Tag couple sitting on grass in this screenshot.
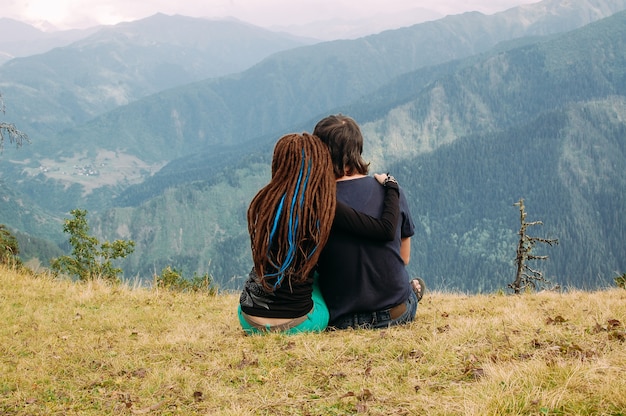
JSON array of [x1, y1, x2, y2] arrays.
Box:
[[237, 114, 424, 334]]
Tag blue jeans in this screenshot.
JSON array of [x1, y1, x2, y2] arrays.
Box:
[[329, 290, 418, 330]]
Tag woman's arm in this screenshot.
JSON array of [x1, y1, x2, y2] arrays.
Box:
[[332, 174, 400, 241]]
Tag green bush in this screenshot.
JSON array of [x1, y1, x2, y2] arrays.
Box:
[[155, 266, 216, 294], [615, 273, 626, 290], [0, 224, 22, 268], [50, 209, 134, 282]]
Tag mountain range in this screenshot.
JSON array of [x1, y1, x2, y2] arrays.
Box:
[[0, 18, 101, 65], [0, 14, 312, 142], [1, 0, 625, 292]]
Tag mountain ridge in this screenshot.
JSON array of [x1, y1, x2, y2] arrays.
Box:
[[90, 10, 626, 291], [0, 14, 311, 142], [0, 18, 101, 65], [1, 1, 625, 292], [30, 0, 626, 188]]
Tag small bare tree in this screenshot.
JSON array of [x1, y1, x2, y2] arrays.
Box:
[[0, 92, 30, 152], [509, 198, 558, 293]]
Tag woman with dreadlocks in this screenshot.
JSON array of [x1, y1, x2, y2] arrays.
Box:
[[238, 132, 402, 334]]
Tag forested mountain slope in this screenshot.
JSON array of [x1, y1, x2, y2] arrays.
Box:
[[0, 180, 61, 240], [394, 97, 626, 292], [50, 0, 626, 165], [92, 11, 626, 291], [2, 1, 625, 292], [0, 14, 310, 142], [6, 0, 624, 221]]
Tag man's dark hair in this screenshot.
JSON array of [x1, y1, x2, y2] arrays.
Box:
[[313, 114, 369, 178]]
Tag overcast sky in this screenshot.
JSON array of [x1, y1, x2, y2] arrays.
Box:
[[2, 0, 541, 30]]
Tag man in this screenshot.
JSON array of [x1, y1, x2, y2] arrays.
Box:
[[313, 114, 423, 329]]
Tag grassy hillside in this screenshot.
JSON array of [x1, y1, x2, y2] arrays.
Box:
[[2, 266, 625, 415]]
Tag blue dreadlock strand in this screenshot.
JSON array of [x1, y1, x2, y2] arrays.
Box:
[[266, 149, 312, 290], [269, 193, 286, 245]]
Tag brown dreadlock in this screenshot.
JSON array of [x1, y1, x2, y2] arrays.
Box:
[[247, 133, 336, 292]]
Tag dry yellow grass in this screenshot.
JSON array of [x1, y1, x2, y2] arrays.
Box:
[[1, 265, 625, 415]]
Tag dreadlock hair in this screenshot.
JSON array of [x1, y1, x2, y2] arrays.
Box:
[[313, 114, 370, 178], [247, 132, 337, 292]]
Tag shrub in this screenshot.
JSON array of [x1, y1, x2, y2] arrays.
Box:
[[615, 273, 626, 290], [50, 209, 134, 282], [0, 224, 22, 268], [155, 266, 216, 294]]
